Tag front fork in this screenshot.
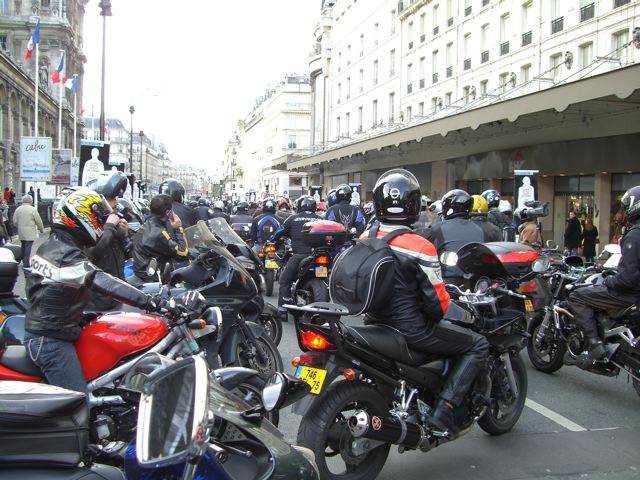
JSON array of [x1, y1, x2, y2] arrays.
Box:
[[535, 307, 554, 348]]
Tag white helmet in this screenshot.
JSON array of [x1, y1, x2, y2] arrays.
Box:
[[499, 199, 513, 214]]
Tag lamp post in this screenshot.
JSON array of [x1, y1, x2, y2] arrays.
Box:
[[139, 130, 145, 181], [128, 105, 135, 172], [98, 0, 112, 141]]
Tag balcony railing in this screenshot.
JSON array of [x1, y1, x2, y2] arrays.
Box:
[[432, 72, 439, 84], [408, 41, 413, 49], [551, 17, 563, 34], [482, 0, 490, 6], [419, 78, 425, 88], [463, 58, 471, 71], [407, 83, 413, 94], [420, 33, 425, 42], [446, 66, 453, 77], [614, 0, 630, 8], [481, 50, 489, 63], [500, 41, 509, 56], [447, 17, 454, 27], [433, 26, 439, 35], [522, 30, 532, 46], [580, 3, 594, 21], [465, 6, 472, 16]]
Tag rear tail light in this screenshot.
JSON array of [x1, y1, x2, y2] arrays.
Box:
[[292, 354, 315, 368], [300, 330, 334, 350], [258, 249, 265, 259], [518, 280, 538, 293], [315, 255, 331, 266], [265, 245, 276, 254]]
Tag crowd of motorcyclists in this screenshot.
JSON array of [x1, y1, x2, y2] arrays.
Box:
[[2, 166, 639, 479]]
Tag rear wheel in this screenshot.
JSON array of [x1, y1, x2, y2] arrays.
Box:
[[306, 278, 329, 304], [478, 353, 527, 436], [235, 334, 283, 377], [527, 313, 566, 373], [297, 381, 390, 480], [265, 269, 275, 296]]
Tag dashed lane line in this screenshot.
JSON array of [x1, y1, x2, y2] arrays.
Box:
[[525, 398, 587, 432]]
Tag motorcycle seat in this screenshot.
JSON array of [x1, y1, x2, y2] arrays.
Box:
[[0, 345, 42, 377], [0, 465, 125, 480], [345, 325, 436, 366]]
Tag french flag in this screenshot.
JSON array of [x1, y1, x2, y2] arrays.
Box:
[[52, 52, 64, 83], [24, 19, 41, 60], [62, 75, 77, 93]]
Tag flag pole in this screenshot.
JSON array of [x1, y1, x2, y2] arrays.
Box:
[[57, 49, 64, 149], [34, 19, 40, 136], [73, 75, 78, 158]]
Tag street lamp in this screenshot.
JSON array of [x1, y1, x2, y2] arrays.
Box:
[[139, 130, 145, 181], [98, 0, 112, 141], [128, 105, 135, 172]]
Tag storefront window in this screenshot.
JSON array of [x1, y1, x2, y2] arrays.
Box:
[[331, 174, 349, 187], [610, 173, 640, 242]]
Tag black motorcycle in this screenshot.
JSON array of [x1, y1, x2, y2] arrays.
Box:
[[285, 242, 544, 480]]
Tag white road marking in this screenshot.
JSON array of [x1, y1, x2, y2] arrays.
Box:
[[525, 398, 587, 432]]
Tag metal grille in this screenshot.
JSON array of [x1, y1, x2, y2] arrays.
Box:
[[464, 59, 471, 71], [500, 41, 509, 56], [551, 17, 563, 34], [580, 3, 594, 21], [522, 31, 532, 46], [481, 50, 489, 63]]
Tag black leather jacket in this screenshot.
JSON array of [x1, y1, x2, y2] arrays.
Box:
[[326, 201, 366, 234], [211, 211, 230, 223], [470, 216, 503, 242], [132, 216, 189, 282], [173, 201, 198, 229], [488, 209, 510, 230], [604, 224, 640, 297], [25, 229, 151, 341], [86, 223, 128, 311], [195, 206, 213, 221], [230, 213, 253, 225], [271, 212, 320, 254]]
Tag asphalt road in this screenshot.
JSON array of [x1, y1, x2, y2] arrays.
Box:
[[12, 237, 640, 479]]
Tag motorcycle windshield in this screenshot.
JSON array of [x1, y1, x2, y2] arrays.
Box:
[[208, 218, 247, 246], [183, 221, 243, 269], [456, 242, 511, 279]]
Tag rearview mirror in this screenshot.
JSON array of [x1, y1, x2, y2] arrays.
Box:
[[147, 258, 158, 277], [136, 355, 209, 468], [546, 240, 558, 250], [262, 372, 310, 412], [604, 244, 621, 255], [564, 255, 584, 269], [161, 263, 173, 285], [531, 256, 551, 273], [440, 251, 458, 267]]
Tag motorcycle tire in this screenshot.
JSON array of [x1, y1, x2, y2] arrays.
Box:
[[526, 313, 566, 373], [297, 380, 390, 480], [259, 311, 282, 346], [633, 378, 640, 398], [235, 334, 283, 377], [306, 278, 329, 304], [478, 353, 527, 436], [265, 269, 275, 297], [233, 376, 280, 427]]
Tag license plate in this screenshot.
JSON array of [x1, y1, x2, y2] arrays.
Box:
[[265, 259, 278, 269], [524, 299, 534, 313], [315, 266, 328, 278], [295, 365, 327, 395]]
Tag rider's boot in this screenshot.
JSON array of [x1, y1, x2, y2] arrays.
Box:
[[427, 398, 458, 437], [579, 337, 606, 369]]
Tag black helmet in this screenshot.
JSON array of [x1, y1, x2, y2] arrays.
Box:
[[188, 200, 198, 208], [441, 189, 473, 219], [335, 184, 353, 203], [481, 189, 501, 208], [372, 169, 421, 225], [93, 170, 128, 199], [621, 185, 640, 223], [198, 198, 207, 206], [296, 195, 317, 213], [159, 178, 185, 203], [327, 189, 338, 208], [514, 207, 531, 223], [262, 198, 276, 214], [236, 201, 249, 213]]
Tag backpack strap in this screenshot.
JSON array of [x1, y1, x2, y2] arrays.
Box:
[[381, 228, 409, 244]]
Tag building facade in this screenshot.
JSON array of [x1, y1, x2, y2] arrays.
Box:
[[297, 0, 640, 247]]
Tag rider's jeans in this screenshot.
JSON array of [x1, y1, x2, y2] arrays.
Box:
[[408, 321, 489, 406], [24, 332, 86, 393], [277, 253, 308, 307], [568, 285, 635, 339]]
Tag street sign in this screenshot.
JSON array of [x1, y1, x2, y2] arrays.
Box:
[[20, 137, 52, 182]]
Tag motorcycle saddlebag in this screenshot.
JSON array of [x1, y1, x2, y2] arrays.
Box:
[[302, 220, 347, 248], [0, 381, 89, 467]]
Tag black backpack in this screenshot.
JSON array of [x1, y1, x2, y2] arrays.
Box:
[[329, 226, 406, 315]]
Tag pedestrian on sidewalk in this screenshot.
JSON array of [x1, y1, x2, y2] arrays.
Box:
[[13, 194, 44, 269], [0, 200, 9, 245]]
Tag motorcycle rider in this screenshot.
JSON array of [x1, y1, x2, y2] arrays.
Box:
[[195, 198, 213, 222], [230, 201, 253, 225], [326, 184, 366, 234], [470, 195, 503, 242], [425, 189, 492, 286], [250, 198, 281, 248], [515, 207, 540, 247], [367, 169, 489, 436], [270, 195, 320, 321], [159, 178, 198, 229], [211, 200, 231, 223], [23, 188, 162, 393], [568, 185, 640, 367], [276, 197, 293, 222], [482, 189, 511, 237], [131, 194, 189, 282], [500, 199, 517, 241]]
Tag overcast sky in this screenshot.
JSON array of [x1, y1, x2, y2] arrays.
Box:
[[82, 1, 320, 174]]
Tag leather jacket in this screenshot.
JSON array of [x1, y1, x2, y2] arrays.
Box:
[[326, 201, 366, 234], [173, 201, 198, 229], [364, 224, 450, 339], [604, 224, 640, 297], [86, 223, 128, 311], [488, 209, 510, 230], [211, 211, 230, 223], [250, 213, 281, 245], [132, 215, 189, 282], [25, 229, 151, 341], [195, 206, 213, 221], [271, 212, 320, 254], [230, 213, 253, 225], [470, 216, 503, 242]]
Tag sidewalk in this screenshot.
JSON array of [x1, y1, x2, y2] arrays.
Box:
[[13, 228, 51, 298]]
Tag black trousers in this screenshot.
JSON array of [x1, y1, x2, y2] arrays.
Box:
[[278, 253, 308, 307], [568, 286, 635, 339], [408, 321, 489, 406]]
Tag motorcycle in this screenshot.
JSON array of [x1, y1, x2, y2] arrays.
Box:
[[257, 241, 280, 297], [291, 220, 348, 305], [285, 242, 545, 480], [0, 247, 28, 331]]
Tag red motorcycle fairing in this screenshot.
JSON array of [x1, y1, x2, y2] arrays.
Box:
[[75, 312, 168, 381], [0, 363, 41, 382]]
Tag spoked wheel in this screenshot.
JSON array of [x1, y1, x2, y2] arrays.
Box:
[[527, 313, 567, 373], [235, 335, 283, 376], [478, 353, 528, 436], [297, 381, 390, 480], [233, 376, 279, 426], [258, 312, 282, 346]]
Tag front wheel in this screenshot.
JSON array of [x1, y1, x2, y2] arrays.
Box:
[[527, 313, 567, 373], [297, 381, 390, 480], [235, 334, 283, 377], [478, 353, 527, 436], [258, 311, 282, 346]]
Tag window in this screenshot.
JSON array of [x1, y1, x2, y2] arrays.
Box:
[[613, 0, 630, 8], [389, 49, 396, 76], [407, 63, 413, 91], [359, 68, 364, 92], [419, 56, 426, 87], [418, 102, 425, 115], [464, 0, 472, 16], [432, 97, 439, 111], [433, 4, 439, 35], [481, 24, 490, 62], [445, 42, 453, 72], [446, 0, 453, 24], [408, 21, 414, 48], [389, 92, 395, 123], [357, 106, 363, 131], [522, 2, 532, 32], [345, 113, 350, 136], [500, 14, 509, 43], [288, 135, 297, 149], [463, 33, 471, 69], [579, 42, 593, 68], [520, 63, 531, 82], [463, 86, 471, 104], [338, 51, 342, 72], [550, 0, 561, 19], [335, 117, 341, 138], [612, 29, 629, 62], [373, 59, 379, 85], [390, 9, 396, 35], [360, 34, 364, 56], [419, 13, 426, 41], [579, 1, 595, 22], [347, 44, 352, 65], [407, 106, 412, 122], [0, 0, 8, 14], [432, 50, 439, 83], [445, 92, 452, 105], [550, 0, 564, 33], [374, 22, 379, 46], [346, 77, 351, 99], [480, 79, 488, 95], [550, 52, 563, 80], [499, 72, 509, 93], [337, 82, 342, 103], [372, 99, 378, 126]]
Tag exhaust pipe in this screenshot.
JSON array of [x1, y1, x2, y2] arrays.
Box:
[[348, 410, 431, 451]]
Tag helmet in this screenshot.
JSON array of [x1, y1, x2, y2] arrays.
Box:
[[158, 178, 185, 203], [335, 184, 353, 203], [441, 189, 473, 220], [276, 197, 291, 210], [421, 195, 432, 212], [499, 199, 513, 214], [327, 189, 338, 208], [52, 188, 112, 246], [118, 197, 144, 223], [471, 195, 489, 216], [236, 201, 249, 213], [213, 200, 224, 211], [514, 207, 531, 223], [92, 170, 128, 199], [429, 200, 443, 216], [363, 201, 375, 216], [621, 185, 640, 223], [262, 198, 276, 214], [372, 169, 421, 225], [188, 200, 198, 208], [198, 198, 207, 206], [296, 195, 317, 213], [481, 189, 501, 208]]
